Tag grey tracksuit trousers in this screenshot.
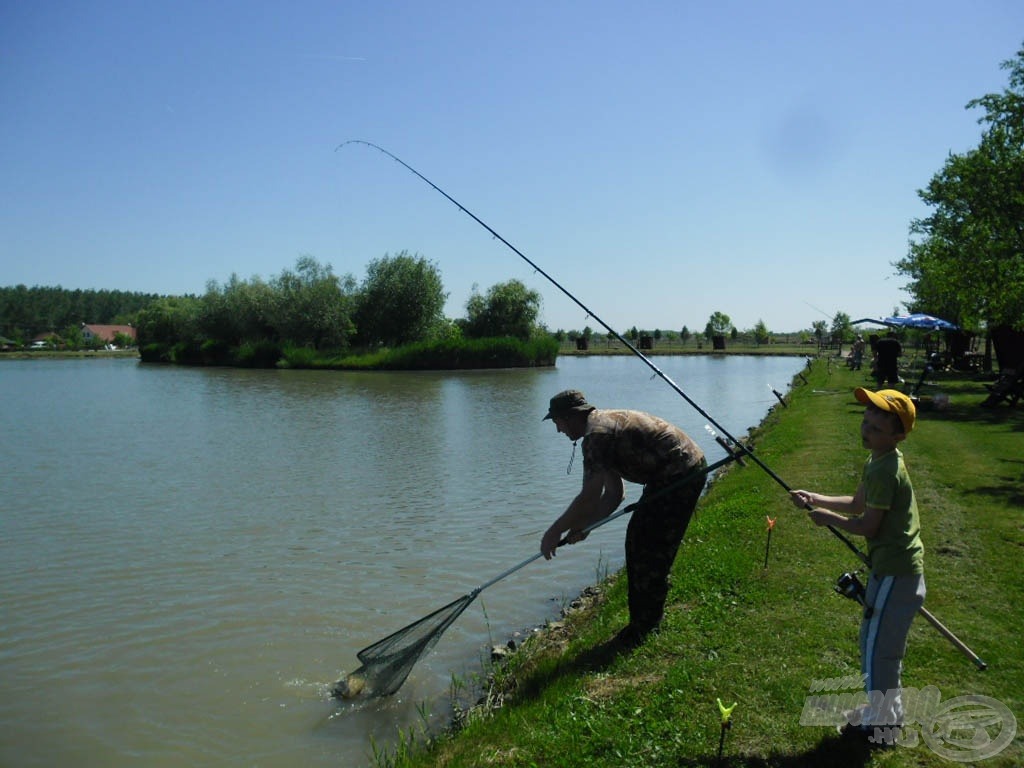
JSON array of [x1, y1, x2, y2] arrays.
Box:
[[858, 572, 926, 726]]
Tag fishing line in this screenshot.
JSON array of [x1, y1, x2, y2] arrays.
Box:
[[337, 140, 987, 671], [335, 141, 867, 559], [803, 300, 834, 320]]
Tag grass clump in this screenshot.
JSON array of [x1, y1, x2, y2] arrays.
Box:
[[373, 358, 1023, 767], [322, 336, 559, 370]]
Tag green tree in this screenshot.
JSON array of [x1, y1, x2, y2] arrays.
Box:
[[830, 311, 852, 343], [812, 320, 827, 345], [462, 279, 541, 341], [61, 324, 85, 349], [270, 256, 356, 350], [135, 297, 202, 347], [199, 274, 277, 345], [897, 45, 1024, 331], [354, 251, 447, 347], [708, 311, 732, 336], [680, 325, 691, 346], [753, 319, 770, 345], [111, 331, 135, 349]]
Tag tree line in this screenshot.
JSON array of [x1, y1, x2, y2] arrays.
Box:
[[131, 252, 547, 365], [0, 252, 549, 362], [0, 285, 161, 343], [0, 274, 815, 355]]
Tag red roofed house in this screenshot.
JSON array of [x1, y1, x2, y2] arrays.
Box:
[[82, 323, 137, 347]]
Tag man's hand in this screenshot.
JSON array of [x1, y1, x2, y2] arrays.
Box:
[[565, 528, 589, 545], [540, 527, 563, 560]]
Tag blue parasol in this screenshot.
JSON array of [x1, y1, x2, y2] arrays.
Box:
[[881, 313, 959, 331]]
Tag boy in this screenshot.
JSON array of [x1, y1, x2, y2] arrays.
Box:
[[790, 387, 925, 742]]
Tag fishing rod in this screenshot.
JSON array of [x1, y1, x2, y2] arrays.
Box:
[[337, 141, 986, 669], [337, 141, 861, 552]]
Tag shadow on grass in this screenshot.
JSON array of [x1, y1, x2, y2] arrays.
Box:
[[509, 632, 634, 703], [680, 733, 877, 766], [973, 457, 1024, 507], [510, 637, 878, 768], [921, 401, 1024, 430]]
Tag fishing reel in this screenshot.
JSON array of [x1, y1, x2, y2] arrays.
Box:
[[834, 571, 866, 603]]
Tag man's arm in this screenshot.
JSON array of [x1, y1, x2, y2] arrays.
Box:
[[541, 470, 624, 559]]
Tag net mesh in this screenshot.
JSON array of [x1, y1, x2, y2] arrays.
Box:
[[334, 593, 476, 698]]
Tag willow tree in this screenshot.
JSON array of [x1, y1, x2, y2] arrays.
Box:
[[463, 279, 542, 341], [271, 256, 356, 350], [353, 251, 448, 348]]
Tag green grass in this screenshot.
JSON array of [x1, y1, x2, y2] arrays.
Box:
[[376, 357, 1023, 767]]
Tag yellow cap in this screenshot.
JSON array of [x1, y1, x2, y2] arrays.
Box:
[[854, 387, 916, 434]]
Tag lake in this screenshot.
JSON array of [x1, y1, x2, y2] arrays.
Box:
[[0, 353, 805, 767]]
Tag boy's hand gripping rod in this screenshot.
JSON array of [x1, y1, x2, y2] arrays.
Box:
[[338, 140, 987, 671]]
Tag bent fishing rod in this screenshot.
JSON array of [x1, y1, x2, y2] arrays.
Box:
[[337, 141, 986, 669], [337, 142, 853, 543]]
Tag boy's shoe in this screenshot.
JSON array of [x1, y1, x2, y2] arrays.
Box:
[[837, 723, 897, 749]]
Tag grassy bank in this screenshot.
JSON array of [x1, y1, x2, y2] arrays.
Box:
[[556, 339, 817, 357], [0, 348, 140, 360], [381, 358, 1022, 767], [137, 335, 559, 369], [283, 336, 559, 370]]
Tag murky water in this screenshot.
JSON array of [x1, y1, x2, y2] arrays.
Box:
[[0, 354, 804, 767]]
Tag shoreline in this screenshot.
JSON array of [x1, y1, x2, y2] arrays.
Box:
[[0, 349, 140, 360], [376, 356, 1024, 768]]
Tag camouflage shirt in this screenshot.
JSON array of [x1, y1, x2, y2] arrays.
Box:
[[582, 409, 704, 486]]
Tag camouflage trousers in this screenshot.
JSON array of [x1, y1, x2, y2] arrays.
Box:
[[625, 459, 707, 632]]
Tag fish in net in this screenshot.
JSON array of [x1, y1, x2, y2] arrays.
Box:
[[332, 593, 476, 698]]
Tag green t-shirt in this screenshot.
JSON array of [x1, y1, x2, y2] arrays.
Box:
[[863, 448, 924, 575]]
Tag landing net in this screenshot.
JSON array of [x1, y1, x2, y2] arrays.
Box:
[[334, 593, 475, 698]]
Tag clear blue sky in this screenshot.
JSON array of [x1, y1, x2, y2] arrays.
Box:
[[2, 1, 1021, 333]]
